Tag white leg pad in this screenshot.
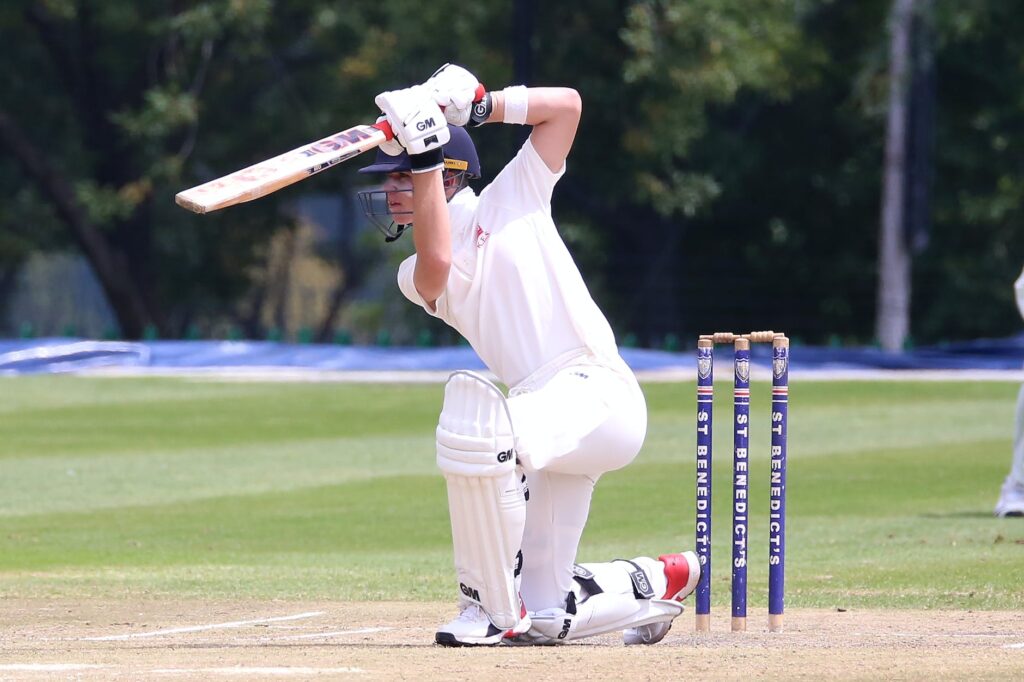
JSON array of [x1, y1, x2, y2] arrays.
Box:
[[436, 370, 526, 630], [524, 595, 683, 644]]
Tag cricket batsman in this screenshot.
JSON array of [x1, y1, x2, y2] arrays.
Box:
[[357, 64, 699, 646], [995, 265, 1024, 517]]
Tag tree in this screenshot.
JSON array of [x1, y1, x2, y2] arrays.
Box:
[[4, 0, 1022, 345], [912, 1, 1024, 341], [0, 2, 290, 336], [0, 1, 517, 339], [876, 0, 915, 351], [537, 0, 827, 343]]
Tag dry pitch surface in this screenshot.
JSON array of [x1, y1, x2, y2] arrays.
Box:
[[3, 599, 1024, 680]]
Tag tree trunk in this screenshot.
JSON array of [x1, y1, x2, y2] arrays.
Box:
[[316, 197, 370, 343], [876, 0, 915, 352], [0, 108, 156, 338], [272, 229, 297, 334]]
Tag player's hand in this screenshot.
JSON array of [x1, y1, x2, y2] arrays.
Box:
[[375, 85, 450, 155], [374, 116, 406, 156], [424, 63, 481, 127]]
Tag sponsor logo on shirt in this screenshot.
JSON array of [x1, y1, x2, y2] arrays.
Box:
[[475, 224, 490, 249]]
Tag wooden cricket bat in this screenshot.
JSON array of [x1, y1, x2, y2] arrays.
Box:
[[175, 120, 394, 214]]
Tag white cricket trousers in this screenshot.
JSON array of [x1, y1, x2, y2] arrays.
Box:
[[507, 357, 647, 611], [1012, 383, 1024, 487]]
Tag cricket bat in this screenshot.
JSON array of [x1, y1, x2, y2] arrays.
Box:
[[175, 120, 395, 214]]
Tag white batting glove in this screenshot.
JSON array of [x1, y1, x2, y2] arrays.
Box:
[[424, 63, 481, 127], [375, 85, 450, 157]]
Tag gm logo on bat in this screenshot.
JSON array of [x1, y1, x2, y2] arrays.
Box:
[[304, 127, 375, 156]]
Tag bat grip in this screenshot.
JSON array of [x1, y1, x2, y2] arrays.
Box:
[[373, 119, 395, 141]]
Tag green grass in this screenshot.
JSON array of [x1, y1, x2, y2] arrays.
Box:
[[1, 376, 1021, 610]]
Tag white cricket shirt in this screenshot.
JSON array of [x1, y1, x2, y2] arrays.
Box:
[[398, 139, 624, 387], [1016, 265, 1024, 320]]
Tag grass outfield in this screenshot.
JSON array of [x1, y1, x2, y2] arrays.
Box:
[[1, 376, 1021, 611]]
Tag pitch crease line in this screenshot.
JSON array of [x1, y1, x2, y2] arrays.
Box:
[[849, 631, 1024, 642], [0, 664, 108, 672], [151, 666, 366, 675], [272, 627, 390, 640], [82, 611, 325, 641]]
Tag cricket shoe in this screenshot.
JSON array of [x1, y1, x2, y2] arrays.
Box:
[[995, 476, 1024, 517], [623, 551, 700, 645], [435, 602, 531, 647]]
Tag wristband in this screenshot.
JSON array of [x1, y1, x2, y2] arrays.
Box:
[[469, 92, 493, 127], [502, 85, 529, 125], [410, 147, 444, 174]]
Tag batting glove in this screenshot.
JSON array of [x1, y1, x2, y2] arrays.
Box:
[[424, 63, 482, 127], [375, 85, 450, 160]]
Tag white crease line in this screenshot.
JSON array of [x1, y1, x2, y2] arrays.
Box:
[[82, 611, 325, 641], [272, 627, 390, 640], [0, 664, 108, 672], [151, 666, 365, 675], [1005, 643, 1024, 649], [851, 631, 1022, 640], [263, 625, 307, 630]]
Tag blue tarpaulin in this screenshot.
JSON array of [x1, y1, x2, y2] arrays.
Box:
[[1, 336, 1022, 375]]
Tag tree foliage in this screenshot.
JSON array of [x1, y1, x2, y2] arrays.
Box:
[[914, 1, 1024, 341], [1, 0, 1021, 344]]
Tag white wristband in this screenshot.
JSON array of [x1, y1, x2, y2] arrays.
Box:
[[502, 85, 529, 125]]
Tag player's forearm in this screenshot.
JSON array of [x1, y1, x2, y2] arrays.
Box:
[[487, 87, 582, 127], [486, 87, 580, 172], [410, 169, 451, 303]]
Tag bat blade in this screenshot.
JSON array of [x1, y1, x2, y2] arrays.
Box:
[[175, 122, 391, 214]]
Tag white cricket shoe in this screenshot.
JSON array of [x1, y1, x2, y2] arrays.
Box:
[[435, 603, 531, 647], [995, 477, 1024, 517], [623, 551, 700, 646], [623, 620, 673, 645]]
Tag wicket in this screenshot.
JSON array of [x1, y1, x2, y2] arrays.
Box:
[[694, 331, 789, 633]]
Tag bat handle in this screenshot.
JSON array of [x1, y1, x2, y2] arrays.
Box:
[[373, 119, 395, 141], [473, 83, 486, 103]]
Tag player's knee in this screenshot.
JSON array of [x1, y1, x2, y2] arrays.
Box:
[[436, 370, 517, 477]]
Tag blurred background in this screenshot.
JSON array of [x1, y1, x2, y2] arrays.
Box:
[[1, 0, 1021, 352]]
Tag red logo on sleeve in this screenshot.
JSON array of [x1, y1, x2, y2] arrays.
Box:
[[474, 224, 490, 249]]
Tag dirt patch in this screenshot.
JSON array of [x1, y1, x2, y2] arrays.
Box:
[[1, 599, 1022, 680]]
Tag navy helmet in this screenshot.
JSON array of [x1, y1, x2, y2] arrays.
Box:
[[359, 125, 480, 178]]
